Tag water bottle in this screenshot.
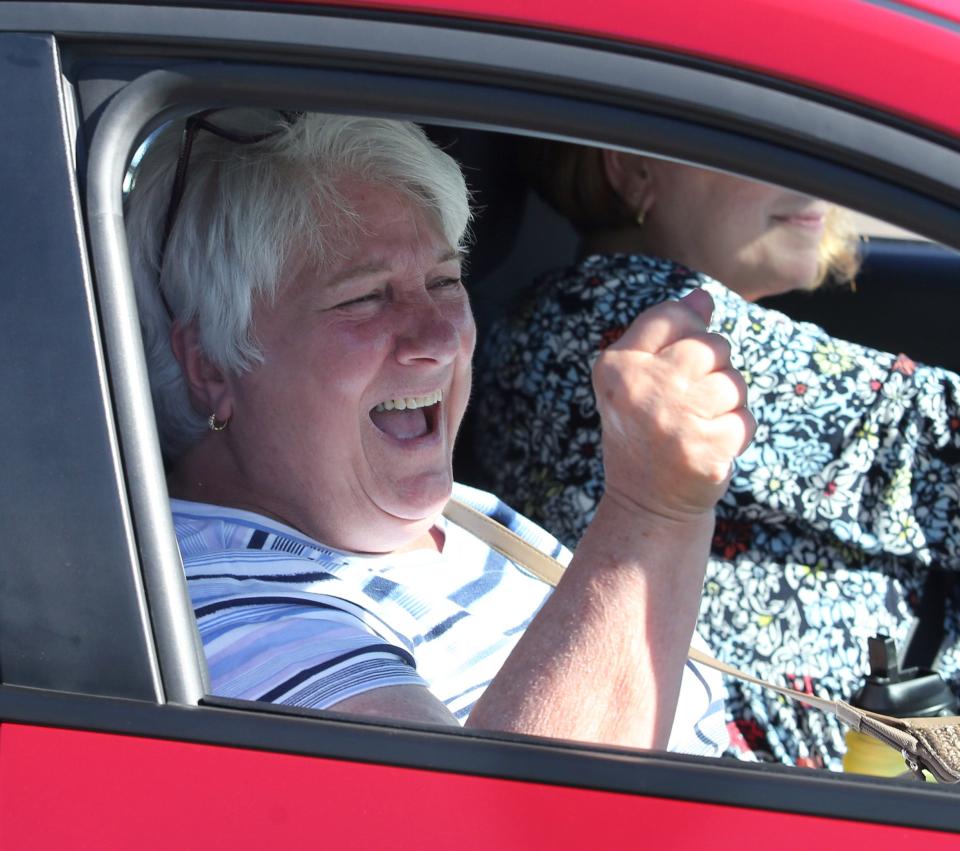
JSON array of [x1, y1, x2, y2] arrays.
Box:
[[842, 634, 958, 778]]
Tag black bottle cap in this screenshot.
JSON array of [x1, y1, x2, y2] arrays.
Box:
[[850, 635, 958, 718]]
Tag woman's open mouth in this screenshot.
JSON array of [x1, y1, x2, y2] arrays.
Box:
[[369, 390, 442, 440]]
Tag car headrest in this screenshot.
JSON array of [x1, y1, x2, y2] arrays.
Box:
[[426, 126, 580, 343]]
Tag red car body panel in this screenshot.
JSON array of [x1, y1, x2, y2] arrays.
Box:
[[893, 0, 960, 23], [273, 0, 960, 136], [3, 723, 959, 850]]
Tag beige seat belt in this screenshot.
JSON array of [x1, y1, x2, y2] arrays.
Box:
[[443, 496, 960, 782]]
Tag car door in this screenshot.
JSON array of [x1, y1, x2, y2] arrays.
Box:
[[3, 3, 960, 847]]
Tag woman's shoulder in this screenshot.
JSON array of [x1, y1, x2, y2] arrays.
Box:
[[483, 253, 714, 352], [170, 498, 352, 567], [535, 252, 709, 302]]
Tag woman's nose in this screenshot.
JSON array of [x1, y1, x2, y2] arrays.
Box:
[[393, 301, 461, 365]]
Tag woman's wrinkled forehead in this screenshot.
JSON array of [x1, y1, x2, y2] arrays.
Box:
[[274, 178, 462, 299], [293, 176, 450, 260]]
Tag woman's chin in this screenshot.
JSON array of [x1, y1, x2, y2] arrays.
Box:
[[378, 472, 455, 522]]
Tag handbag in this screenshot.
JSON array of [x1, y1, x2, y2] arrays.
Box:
[[443, 497, 960, 782]]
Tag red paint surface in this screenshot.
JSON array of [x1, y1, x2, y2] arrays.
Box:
[[891, 0, 960, 24], [3, 723, 959, 849], [266, 0, 960, 136]]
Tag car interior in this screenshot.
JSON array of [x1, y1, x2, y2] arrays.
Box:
[[113, 112, 960, 508], [30, 53, 960, 705], [97, 97, 960, 725], [429, 125, 960, 490]]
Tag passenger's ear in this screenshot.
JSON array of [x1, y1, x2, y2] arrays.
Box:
[[602, 150, 654, 218], [170, 321, 233, 422]]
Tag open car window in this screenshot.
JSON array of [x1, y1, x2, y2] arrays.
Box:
[[111, 91, 960, 763], [91, 58, 960, 773]]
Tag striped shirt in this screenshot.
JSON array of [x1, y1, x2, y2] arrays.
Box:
[[173, 482, 727, 756]]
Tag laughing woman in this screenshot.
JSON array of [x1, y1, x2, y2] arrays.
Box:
[[125, 112, 753, 754]]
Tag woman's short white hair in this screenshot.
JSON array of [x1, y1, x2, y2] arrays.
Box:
[[126, 111, 472, 460]]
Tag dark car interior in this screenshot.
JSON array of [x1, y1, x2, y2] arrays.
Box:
[[765, 239, 960, 375]]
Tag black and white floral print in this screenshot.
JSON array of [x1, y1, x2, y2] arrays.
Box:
[[473, 253, 960, 770]]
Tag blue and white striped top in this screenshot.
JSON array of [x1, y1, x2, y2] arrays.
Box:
[[174, 482, 727, 756]]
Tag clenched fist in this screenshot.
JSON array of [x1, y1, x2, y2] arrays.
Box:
[[592, 288, 755, 522]]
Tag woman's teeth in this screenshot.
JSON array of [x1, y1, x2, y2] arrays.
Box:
[[373, 389, 442, 412]]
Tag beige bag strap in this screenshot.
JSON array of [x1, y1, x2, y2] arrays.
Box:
[[443, 497, 566, 585], [443, 496, 960, 782]]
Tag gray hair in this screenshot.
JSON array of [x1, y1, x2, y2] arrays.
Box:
[[125, 112, 472, 460]]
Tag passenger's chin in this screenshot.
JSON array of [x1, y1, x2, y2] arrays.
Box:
[[752, 256, 821, 300], [785, 260, 823, 293]]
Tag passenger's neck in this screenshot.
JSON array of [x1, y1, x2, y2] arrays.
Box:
[[579, 224, 646, 259]]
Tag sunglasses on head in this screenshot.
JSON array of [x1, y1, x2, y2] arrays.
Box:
[[155, 109, 296, 320]]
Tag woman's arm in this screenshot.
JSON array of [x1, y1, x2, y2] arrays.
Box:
[[466, 289, 752, 748], [478, 259, 960, 567], [465, 499, 716, 747]]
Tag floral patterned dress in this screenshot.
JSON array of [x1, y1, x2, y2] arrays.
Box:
[[473, 253, 960, 770]]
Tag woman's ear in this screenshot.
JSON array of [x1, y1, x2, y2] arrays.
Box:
[[170, 321, 234, 422], [602, 150, 655, 219]]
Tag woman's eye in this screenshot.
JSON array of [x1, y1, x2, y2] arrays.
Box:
[[334, 291, 382, 309]]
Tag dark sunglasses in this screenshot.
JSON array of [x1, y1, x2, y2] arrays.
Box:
[[155, 109, 295, 319]]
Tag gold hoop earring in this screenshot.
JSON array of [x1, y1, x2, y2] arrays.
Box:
[[636, 208, 646, 226], [208, 413, 230, 432]]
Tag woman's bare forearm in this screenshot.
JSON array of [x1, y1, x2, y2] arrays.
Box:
[[465, 497, 713, 749]]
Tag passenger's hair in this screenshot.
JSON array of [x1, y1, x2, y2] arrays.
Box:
[[523, 137, 861, 288], [522, 139, 630, 233], [817, 205, 860, 287], [126, 112, 471, 460]]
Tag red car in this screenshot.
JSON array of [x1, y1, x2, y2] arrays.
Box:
[[2, 0, 960, 846]]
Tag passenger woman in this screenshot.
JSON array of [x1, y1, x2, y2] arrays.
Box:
[[475, 140, 960, 768]]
